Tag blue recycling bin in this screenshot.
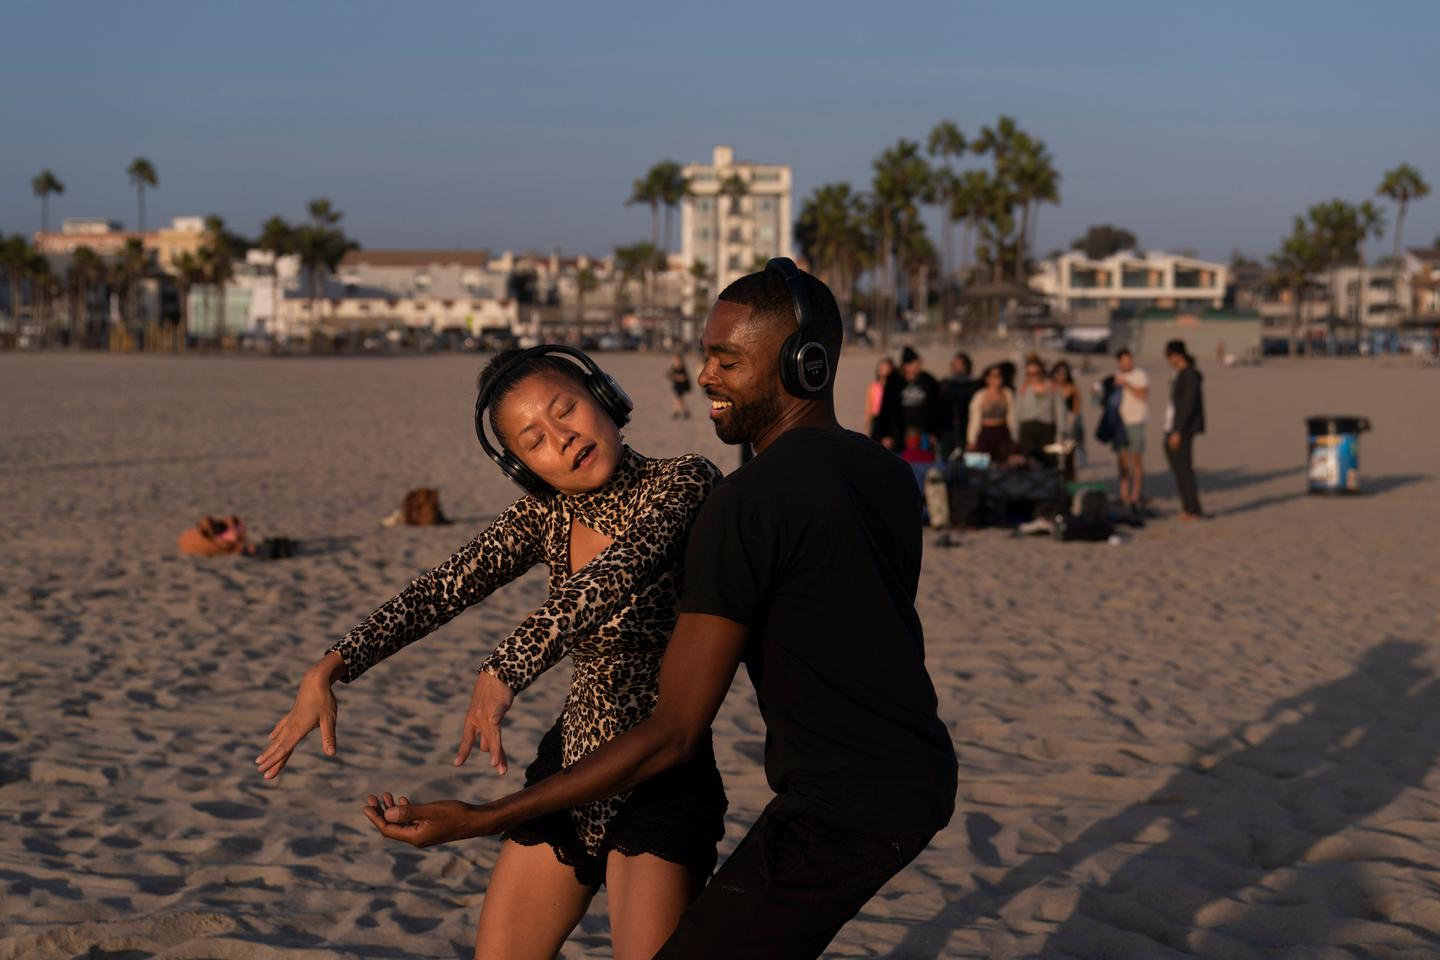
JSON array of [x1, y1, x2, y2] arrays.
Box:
[[1306, 415, 1370, 493]]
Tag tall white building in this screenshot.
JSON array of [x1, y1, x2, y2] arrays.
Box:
[[680, 145, 792, 295]]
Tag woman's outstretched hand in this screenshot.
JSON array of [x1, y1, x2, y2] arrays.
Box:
[[256, 652, 344, 780], [454, 670, 515, 774]]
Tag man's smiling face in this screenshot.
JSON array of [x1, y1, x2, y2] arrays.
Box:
[[697, 300, 786, 446]]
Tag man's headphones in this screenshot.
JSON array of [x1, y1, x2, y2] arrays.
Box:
[[765, 257, 833, 399], [473, 345, 633, 498]]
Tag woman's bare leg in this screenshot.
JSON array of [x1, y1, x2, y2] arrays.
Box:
[[474, 840, 595, 960], [605, 851, 705, 960]]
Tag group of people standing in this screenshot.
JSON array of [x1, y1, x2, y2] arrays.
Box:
[[868, 340, 1206, 520], [866, 348, 1083, 477]]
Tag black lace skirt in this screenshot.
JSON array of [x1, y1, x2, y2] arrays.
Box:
[[504, 717, 728, 887]]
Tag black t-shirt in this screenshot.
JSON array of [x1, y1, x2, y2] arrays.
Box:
[[679, 427, 958, 834], [898, 372, 943, 438]]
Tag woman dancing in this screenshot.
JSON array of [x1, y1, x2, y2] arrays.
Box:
[[255, 346, 727, 960]]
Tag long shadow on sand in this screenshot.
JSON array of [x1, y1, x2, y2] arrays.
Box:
[[1219, 473, 1432, 517], [891, 640, 1440, 958]]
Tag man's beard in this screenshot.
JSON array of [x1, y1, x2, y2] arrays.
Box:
[[714, 385, 782, 445]]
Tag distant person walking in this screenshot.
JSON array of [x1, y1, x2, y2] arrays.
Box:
[[667, 353, 693, 419], [1015, 355, 1058, 461], [939, 352, 978, 461], [1113, 348, 1150, 510], [1163, 339, 1206, 520]]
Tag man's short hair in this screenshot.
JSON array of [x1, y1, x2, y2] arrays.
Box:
[[1115, 347, 1132, 360], [954, 351, 973, 374], [717, 267, 844, 362]]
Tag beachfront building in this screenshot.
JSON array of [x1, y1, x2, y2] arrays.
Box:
[[680, 145, 793, 297], [1029, 250, 1228, 320], [1319, 265, 1412, 329], [1404, 248, 1440, 319]]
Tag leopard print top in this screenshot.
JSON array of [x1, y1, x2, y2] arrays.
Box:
[[328, 446, 722, 854]]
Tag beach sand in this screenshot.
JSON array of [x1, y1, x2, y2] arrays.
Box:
[[1, 347, 1438, 959]]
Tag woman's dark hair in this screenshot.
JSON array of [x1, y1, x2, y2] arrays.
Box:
[[981, 363, 1006, 384], [1115, 347, 1132, 360], [1050, 360, 1074, 384], [875, 357, 895, 381], [997, 360, 1017, 390], [476, 348, 590, 445]]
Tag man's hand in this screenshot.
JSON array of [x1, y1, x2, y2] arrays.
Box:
[[362, 793, 499, 848], [454, 670, 515, 773], [256, 653, 344, 780], [1167, 432, 1181, 452]]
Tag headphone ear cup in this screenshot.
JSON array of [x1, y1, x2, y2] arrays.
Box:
[[588, 372, 633, 427], [778, 331, 803, 397], [503, 453, 552, 498]]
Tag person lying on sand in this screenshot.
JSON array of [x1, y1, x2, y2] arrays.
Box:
[[257, 345, 726, 960]]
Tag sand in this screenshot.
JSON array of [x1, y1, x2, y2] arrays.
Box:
[[1, 345, 1438, 959]]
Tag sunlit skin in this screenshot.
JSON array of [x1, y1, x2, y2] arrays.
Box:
[[1115, 352, 1148, 506], [256, 368, 704, 960], [696, 299, 840, 453]]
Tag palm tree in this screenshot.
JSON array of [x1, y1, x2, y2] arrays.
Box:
[[1305, 199, 1386, 334], [899, 219, 938, 324], [687, 259, 712, 314], [112, 237, 149, 333], [171, 250, 204, 347], [27, 253, 55, 345], [127, 158, 159, 233], [795, 182, 869, 320], [871, 140, 931, 349], [927, 120, 967, 322], [1, 234, 32, 334], [200, 215, 235, 343], [258, 215, 295, 336], [1011, 136, 1060, 279], [574, 265, 598, 336], [951, 169, 993, 285], [69, 246, 104, 347], [295, 199, 356, 333], [648, 160, 690, 254], [627, 172, 663, 254], [32, 169, 65, 234], [614, 241, 657, 318], [1376, 164, 1430, 318], [1271, 217, 1325, 357]]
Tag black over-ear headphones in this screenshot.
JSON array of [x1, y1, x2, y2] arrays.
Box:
[[765, 257, 833, 398], [474, 345, 633, 498]]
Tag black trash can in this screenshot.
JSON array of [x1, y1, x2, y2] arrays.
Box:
[[1306, 415, 1371, 493]]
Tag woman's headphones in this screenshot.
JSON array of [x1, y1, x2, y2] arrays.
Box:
[[766, 257, 833, 399], [473, 345, 633, 498]]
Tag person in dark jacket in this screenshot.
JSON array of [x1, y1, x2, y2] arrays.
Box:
[[938, 351, 978, 461], [1163, 339, 1205, 519]]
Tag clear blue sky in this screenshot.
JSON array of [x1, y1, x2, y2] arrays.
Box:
[[4, 1, 1438, 263]]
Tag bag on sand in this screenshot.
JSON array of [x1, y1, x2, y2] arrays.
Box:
[[178, 515, 248, 557], [401, 488, 451, 526]]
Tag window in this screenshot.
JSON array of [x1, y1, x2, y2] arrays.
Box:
[[696, 198, 712, 213], [757, 225, 775, 242], [698, 227, 712, 242], [757, 197, 775, 213]]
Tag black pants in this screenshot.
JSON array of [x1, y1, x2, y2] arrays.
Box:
[[1165, 431, 1202, 515], [654, 797, 934, 960]]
